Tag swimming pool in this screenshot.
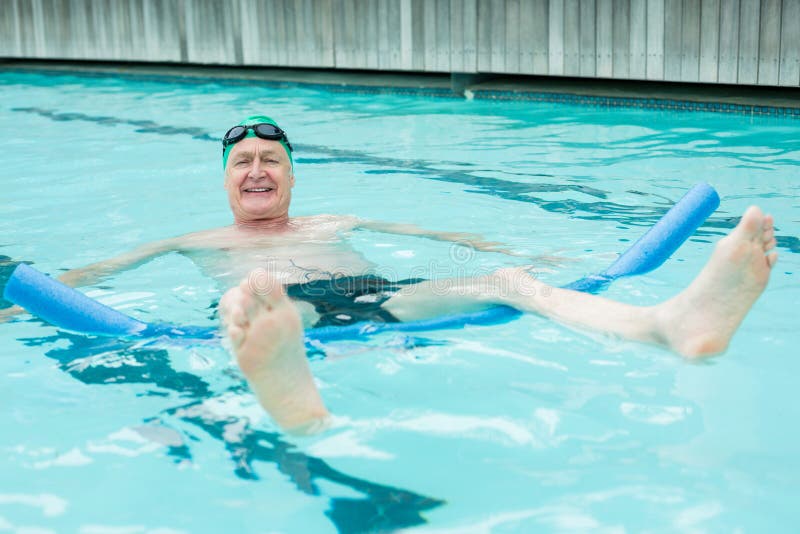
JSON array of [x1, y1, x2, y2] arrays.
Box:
[[1, 69, 798, 533]]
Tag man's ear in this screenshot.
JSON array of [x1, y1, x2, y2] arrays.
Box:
[[289, 172, 296, 187]]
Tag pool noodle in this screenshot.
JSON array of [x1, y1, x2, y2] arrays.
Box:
[[3, 183, 719, 344]]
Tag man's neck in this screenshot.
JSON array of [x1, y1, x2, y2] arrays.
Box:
[[234, 215, 292, 231]]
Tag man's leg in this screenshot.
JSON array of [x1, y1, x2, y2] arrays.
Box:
[[219, 276, 329, 434], [383, 206, 777, 357], [221, 206, 775, 431]]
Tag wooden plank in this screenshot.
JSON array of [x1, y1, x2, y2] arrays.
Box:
[[758, 0, 782, 84], [518, 0, 533, 72], [248, 0, 272, 65], [353, 0, 369, 68], [318, 0, 335, 67], [548, 0, 564, 75], [461, 0, 479, 71], [449, 0, 465, 71], [436, 0, 450, 71], [717, 0, 739, 82], [612, 0, 630, 77], [422, 0, 436, 70], [698, 0, 720, 82], [779, 0, 800, 85], [377, 0, 391, 69], [60, 0, 77, 58], [505, 0, 521, 73], [680, 0, 700, 81], [275, 0, 290, 65], [400, 0, 413, 69], [31, 0, 45, 57], [40, 0, 64, 58], [129, 0, 147, 61], [298, 0, 314, 67], [579, 0, 596, 76], [646, 0, 665, 79], [534, 0, 550, 73], [88, 0, 110, 59], [296, 0, 314, 67], [0, 0, 18, 57], [629, 0, 647, 78], [737, 0, 760, 84], [663, 0, 682, 80], [69, 0, 85, 58], [490, 0, 505, 72], [521, 0, 548, 74], [411, 0, 425, 70], [364, 0, 379, 68], [80, 0, 100, 59], [580, 0, 597, 77], [477, 0, 492, 70], [19, 0, 32, 57], [596, 0, 613, 77], [333, 0, 349, 67], [185, 0, 233, 64], [563, 0, 580, 75], [117, 0, 130, 59], [143, 0, 158, 61], [284, 0, 298, 67], [3, 0, 23, 57]]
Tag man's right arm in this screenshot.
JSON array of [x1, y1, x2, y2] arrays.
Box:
[[57, 238, 181, 287], [1, 237, 182, 322]]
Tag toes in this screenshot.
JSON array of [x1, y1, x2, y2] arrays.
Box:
[[242, 269, 287, 307], [767, 252, 778, 268], [765, 237, 777, 252], [763, 214, 774, 231], [736, 206, 765, 239], [227, 325, 246, 349], [219, 288, 242, 324], [225, 304, 248, 328]]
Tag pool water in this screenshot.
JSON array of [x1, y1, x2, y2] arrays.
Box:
[[1, 70, 798, 533]]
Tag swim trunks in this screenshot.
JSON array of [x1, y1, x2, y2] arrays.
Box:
[[285, 275, 425, 327]]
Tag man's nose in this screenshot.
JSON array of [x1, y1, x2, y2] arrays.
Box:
[[248, 160, 266, 178]]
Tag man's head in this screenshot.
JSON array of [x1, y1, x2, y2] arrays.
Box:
[[222, 115, 295, 226], [222, 115, 293, 169]]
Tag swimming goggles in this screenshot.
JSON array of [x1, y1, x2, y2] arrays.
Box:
[[221, 123, 294, 152]]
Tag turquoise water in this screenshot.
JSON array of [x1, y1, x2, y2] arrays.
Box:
[[1, 70, 798, 533]]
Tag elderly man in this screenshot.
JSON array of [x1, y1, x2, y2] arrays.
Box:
[[3, 115, 778, 434]]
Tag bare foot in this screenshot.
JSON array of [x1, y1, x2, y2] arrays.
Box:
[[658, 206, 777, 357], [219, 270, 329, 432]]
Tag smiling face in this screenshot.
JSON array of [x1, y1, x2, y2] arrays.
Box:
[[224, 137, 295, 226]]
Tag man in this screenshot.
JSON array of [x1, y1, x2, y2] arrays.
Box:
[[4, 115, 778, 435]]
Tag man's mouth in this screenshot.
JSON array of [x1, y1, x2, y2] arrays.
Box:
[[243, 187, 274, 193]]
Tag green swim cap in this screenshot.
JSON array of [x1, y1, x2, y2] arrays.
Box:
[[222, 115, 294, 169]]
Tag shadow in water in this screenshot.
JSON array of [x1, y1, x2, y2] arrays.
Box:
[[17, 330, 444, 533]]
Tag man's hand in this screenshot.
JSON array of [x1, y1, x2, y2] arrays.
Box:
[[0, 305, 24, 324]]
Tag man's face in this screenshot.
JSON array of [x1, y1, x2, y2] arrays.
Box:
[[224, 137, 295, 223]]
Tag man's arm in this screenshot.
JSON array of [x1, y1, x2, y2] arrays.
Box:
[[1, 237, 182, 322], [57, 237, 182, 287], [354, 219, 525, 257]]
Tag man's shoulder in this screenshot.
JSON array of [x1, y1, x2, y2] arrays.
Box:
[[169, 227, 237, 249]]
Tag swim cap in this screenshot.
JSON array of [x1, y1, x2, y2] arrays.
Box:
[[222, 115, 294, 170]]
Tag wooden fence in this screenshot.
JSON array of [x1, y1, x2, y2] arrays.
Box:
[[1, 0, 798, 87]]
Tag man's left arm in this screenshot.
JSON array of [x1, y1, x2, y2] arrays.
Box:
[[354, 219, 524, 257]]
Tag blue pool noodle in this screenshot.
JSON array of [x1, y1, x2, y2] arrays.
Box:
[[3, 183, 719, 344]]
